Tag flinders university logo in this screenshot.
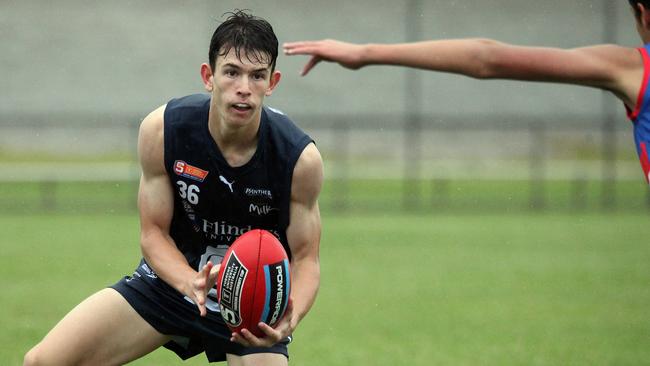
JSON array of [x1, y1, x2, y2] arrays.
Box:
[[201, 219, 280, 241]]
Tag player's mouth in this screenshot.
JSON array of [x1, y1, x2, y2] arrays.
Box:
[[231, 103, 253, 113]]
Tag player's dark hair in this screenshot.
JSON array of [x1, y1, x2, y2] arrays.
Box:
[[630, 0, 650, 17], [209, 10, 279, 72]]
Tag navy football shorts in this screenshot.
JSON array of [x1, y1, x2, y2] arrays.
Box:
[[110, 260, 290, 362]]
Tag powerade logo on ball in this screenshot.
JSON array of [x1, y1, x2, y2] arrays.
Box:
[[260, 259, 290, 325], [219, 252, 248, 327]]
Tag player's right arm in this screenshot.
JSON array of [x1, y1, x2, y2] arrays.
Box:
[[284, 39, 644, 110], [137, 105, 218, 316]]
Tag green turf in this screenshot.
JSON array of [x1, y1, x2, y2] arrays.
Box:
[[2, 211, 649, 365]]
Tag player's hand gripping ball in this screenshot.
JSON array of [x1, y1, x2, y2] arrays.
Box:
[[217, 229, 291, 337]]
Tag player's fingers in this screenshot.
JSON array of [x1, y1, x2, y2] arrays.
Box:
[[195, 290, 206, 306], [257, 322, 282, 343], [196, 262, 214, 290], [282, 41, 299, 49], [302, 56, 322, 76], [284, 41, 329, 55], [208, 263, 220, 286], [230, 332, 251, 347], [192, 289, 207, 316], [203, 262, 213, 279], [284, 45, 313, 55], [283, 41, 315, 52], [240, 328, 273, 347]]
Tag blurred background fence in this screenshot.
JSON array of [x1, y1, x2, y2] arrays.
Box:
[[1, 111, 647, 214]]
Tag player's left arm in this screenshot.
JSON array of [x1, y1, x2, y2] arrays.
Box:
[[232, 143, 324, 347], [284, 39, 643, 108]]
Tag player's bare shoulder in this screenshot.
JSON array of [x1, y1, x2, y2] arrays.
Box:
[[138, 104, 167, 175], [291, 143, 324, 201], [597, 44, 644, 66], [593, 45, 647, 108]]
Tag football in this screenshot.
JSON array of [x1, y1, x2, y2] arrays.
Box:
[[216, 229, 291, 337]]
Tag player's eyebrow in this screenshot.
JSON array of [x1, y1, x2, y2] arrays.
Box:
[[223, 62, 269, 73]]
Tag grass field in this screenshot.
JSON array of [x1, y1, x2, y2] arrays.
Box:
[[2, 210, 649, 365]]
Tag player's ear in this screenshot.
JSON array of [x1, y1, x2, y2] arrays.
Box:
[[265, 71, 281, 96], [201, 63, 215, 92], [639, 3, 650, 29]]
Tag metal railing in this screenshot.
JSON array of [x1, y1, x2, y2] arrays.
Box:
[[1, 112, 648, 214]]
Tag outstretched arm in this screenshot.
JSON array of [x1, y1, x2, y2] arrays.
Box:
[[232, 143, 324, 347], [284, 39, 643, 107], [137, 105, 219, 317]]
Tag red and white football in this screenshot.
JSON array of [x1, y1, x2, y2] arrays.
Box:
[[216, 229, 291, 337]]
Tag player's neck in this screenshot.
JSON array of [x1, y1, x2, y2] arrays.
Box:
[[208, 111, 260, 167]]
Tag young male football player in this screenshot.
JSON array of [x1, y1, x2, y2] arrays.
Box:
[[284, 1, 650, 184], [25, 10, 323, 366]]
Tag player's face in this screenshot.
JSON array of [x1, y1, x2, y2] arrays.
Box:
[[206, 49, 280, 127]]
